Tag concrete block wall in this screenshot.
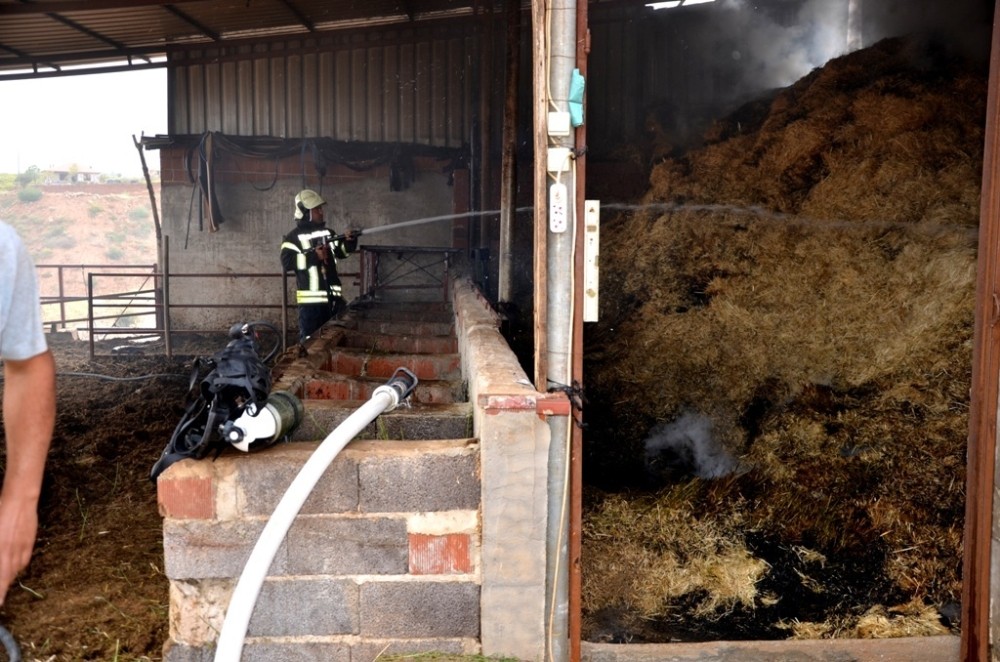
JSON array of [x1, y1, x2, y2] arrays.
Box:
[[451, 277, 567, 661], [157, 439, 481, 661], [156, 276, 560, 661]]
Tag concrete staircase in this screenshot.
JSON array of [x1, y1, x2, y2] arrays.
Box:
[[280, 300, 473, 442]]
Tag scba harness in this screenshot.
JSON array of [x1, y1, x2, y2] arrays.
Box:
[[150, 321, 291, 481]]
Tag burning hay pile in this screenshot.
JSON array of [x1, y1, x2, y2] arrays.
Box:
[[583, 36, 985, 642]]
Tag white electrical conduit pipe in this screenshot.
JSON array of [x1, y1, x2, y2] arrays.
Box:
[[213, 367, 419, 662]]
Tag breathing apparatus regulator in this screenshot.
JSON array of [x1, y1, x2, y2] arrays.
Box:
[[150, 321, 304, 482]]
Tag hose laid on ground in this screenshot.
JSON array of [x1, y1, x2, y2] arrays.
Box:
[[0, 623, 21, 662], [212, 367, 418, 662]]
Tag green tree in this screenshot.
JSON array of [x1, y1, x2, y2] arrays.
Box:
[[15, 165, 39, 187]]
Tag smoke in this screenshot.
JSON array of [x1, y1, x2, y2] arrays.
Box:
[[643, 411, 740, 480], [704, 0, 855, 102], [695, 0, 992, 109]]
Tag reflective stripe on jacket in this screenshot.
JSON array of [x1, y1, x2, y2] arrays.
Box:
[[280, 226, 348, 305]]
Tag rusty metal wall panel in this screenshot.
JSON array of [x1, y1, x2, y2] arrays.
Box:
[[350, 49, 367, 141], [384, 44, 402, 142], [287, 52, 304, 137], [169, 25, 476, 147], [399, 42, 418, 143], [237, 59, 254, 135], [415, 41, 433, 144], [253, 56, 270, 137], [318, 52, 337, 137], [368, 47, 385, 141], [335, 50, 351, 138], [171, 67, 190, 135]]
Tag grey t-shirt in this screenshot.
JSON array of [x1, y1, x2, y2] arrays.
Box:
[[0, 221, 47, 360]]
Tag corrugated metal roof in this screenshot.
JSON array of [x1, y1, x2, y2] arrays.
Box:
[[0, 0, 480, 79]]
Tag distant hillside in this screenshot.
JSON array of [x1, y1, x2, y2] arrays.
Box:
[[0, 184, 159, 299]]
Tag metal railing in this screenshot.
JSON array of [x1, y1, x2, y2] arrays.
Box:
[[37, 242, 456, 358], [36, 263, 157, 332]]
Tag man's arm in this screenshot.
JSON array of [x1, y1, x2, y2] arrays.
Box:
[[280, 243, 300, 273], [0, 349, 55, 605]]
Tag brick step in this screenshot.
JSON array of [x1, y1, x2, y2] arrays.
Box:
[[321, 348, 462, 381], [336, 328, 459, 355], [348, 317, 455, 338], [349, 301, 453, 324], [303, 373, 465, 404], [291, 400, 472, 441]]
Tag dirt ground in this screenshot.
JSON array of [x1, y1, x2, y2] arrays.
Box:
[[0, 185, 176, 660], [0, 335, 227, 661]]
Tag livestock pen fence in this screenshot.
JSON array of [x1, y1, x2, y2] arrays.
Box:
[[36, 240, 462, 358]]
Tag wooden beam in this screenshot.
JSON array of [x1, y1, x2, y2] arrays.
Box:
[[960, 1, 1000, 659]]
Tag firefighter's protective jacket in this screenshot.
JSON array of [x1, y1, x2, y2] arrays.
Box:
[[280, 223, 356, 306]]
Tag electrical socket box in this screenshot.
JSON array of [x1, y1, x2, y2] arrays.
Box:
[[547, 111, 572, 137], [584, 200, 600, 322], [549, 182, 568, 233], [547, 147, 572, 173]]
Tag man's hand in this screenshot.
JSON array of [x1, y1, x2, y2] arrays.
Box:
[[0, 350, 55, 605], [0, 494, 39, 605]]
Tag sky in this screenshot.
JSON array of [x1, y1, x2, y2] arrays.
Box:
[[0, 67, 167, 178]]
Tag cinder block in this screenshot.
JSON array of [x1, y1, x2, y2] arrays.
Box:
[[233, 444, 359, 516], [243, 641, 351, 661], [290, 400, 473, 442], [248, 577, 359, 637], [169, 578, 232, 645], [162, 640, 215, 662], [359, 449, 479, 513], [350, 637, 474, 660], [359, 581, 480, 638], [164, 519, 284, 580], [286, 516, 408, 575]]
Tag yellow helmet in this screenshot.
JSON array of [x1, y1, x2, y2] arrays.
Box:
[[294, 189, 326, 220]]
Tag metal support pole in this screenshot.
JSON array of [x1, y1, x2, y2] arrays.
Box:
[[541, 0, 577, 657], [499, 0, 522, 303], [163, 236, 172, 358]]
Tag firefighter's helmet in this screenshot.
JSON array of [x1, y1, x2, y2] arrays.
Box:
[[294, 189, 326, 220]]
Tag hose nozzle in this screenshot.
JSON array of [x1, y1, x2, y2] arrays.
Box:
[[372, 367, 419, 411]]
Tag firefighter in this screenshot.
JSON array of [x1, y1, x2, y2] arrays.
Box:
[[280, 189, 357, 345]]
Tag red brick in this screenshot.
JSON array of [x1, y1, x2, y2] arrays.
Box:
[[409, 533, 472, 575], [157, 473, 215, 519]]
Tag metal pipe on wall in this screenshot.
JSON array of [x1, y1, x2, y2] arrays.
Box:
[[569, 4, 589, 660], [498, 0, 522, 303], [542, 0, 577, 657]]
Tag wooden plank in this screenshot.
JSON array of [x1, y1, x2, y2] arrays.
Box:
[[961, 2, 1000, 659]]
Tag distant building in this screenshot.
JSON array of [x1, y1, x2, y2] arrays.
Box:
[[45, 166, 102, 184]]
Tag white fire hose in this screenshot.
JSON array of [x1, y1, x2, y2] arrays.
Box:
[[213, 367, 418, 661]]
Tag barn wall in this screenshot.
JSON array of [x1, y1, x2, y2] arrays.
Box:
[[157, 146, 463, 332], [157, 21, 481, 332], [167, 24, 477, 147]]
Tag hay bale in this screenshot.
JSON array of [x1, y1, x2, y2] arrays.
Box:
[[584, 34, 984, 641]]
